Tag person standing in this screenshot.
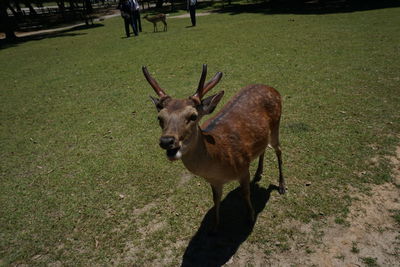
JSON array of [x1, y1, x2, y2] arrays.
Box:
[[128, 0, 139, 36], [187, 0, 197, 27], [118, 0, 137, 37], [130, 0, 142, 33]]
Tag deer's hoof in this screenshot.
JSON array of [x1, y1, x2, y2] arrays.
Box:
[[253, 174, 262, 183], [278, 186, 286, 195]]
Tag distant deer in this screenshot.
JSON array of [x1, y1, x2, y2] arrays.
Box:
[[143, 64, 285, 231], [143, 14, 167, 32]]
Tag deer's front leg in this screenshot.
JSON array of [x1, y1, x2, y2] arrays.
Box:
[[210, 184, 222, 232], [253, 151, 265, 183], [274, 145, 285, 195], [240, 171, 255, 222]]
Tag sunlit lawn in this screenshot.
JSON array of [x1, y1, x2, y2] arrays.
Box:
[[0, 4, 399, 265]]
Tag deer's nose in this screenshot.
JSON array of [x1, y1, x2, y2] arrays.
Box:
[[159, 136, 175, 149]]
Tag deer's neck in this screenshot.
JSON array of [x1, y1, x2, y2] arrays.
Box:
[[181, 126, 212, 176]]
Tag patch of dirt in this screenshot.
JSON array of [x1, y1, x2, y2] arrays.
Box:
[[388, 146, 400, 186], [170, 12, 213, 19], [137, 219, 167, 235], [178, 170, 194, 187], [228, 146, 400, 266], [132, 202, 157, 216], [303, 183, 400, 267]]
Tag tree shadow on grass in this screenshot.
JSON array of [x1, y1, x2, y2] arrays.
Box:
[[181, 183, 279, 267], [213, 0, 400, 16], [0, 23, 104, 50]]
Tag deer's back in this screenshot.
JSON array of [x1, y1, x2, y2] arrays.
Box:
[[201, 84, 281, 170]]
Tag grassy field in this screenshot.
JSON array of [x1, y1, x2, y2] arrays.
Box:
[[1, 4, 399, 266]]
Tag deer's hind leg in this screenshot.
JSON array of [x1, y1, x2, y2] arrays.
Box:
[[253, 151, 265, 183], [163, 20, 167, 31], [270, 124, 285, 194]]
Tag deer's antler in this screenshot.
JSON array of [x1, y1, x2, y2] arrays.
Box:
[[191, 64, 223, 104], [142, 66, 168, 98], [197, 64, 208, 95]]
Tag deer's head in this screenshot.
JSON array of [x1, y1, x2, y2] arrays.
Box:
[[143, 65, 224, 161]]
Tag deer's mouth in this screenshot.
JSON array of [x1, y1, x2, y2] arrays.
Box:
[[166, 147, 182, 161]]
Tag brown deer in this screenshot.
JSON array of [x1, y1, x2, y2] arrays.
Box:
[[143, 64, 285, 231], [143, 14, 167, 32]]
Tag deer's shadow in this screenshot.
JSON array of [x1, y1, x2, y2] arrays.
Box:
[[181, 183, 278, 267]]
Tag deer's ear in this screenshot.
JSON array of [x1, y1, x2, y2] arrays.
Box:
[[150, 96, 163, 111], [200, 91, 224, 114]]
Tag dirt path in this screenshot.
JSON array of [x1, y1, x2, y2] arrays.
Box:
[[302, 147, 400, 267], [229, 146, 400, 266], [264, 184, 400, 266], [3, 11, 212, 39]]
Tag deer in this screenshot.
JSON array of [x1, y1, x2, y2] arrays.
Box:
[[143, 64, 285, 231], [143, 13, 167, 32]]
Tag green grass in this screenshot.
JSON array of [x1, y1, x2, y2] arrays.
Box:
[[1, 5, 400, 265], [351, 241, 360, 254], [361, 257, 380, 267]]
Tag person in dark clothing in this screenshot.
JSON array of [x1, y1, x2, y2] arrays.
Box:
[[118, 0, 138, 37], [187, 0, 197, 26], [130, 0, 142, 33]]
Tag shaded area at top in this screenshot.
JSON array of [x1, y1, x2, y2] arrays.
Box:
[[0, 23, 102, 49], [213, 0, 400, 15]]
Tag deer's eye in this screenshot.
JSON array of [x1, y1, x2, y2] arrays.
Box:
[[188, 114, 198, 122]]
